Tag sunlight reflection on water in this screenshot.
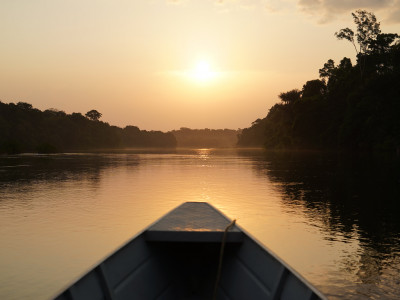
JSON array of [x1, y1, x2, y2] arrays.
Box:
[[0, 150, 399, 299]]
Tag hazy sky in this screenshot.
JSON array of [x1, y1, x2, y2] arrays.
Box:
[[1, 0, 399, 131]]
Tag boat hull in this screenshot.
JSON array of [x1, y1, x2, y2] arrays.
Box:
[[53, 202, 326, 300]]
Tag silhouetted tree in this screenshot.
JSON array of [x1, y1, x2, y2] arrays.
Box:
[[172, 128, 240, 148], [338, 57, 353, 70], [319, 57, 354, 94], [301, 80, 326, 99], [239, 10, 399, 151], [0, 102, 177, 153], [319, 59, 335, 80], [335, 10, 381, 55], [85, 109, 102, 121], [369, 33, 399, 54], [44, 108, 66, 117], [278, 89, 301, 104], [335, 10, 399, 78], [16, 102, 33, 110]]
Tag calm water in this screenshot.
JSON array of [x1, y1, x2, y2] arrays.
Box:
[[1, 149, 399, 299]]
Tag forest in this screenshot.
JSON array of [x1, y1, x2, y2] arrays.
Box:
[[171, 127, 240, 148], [0, 102, 176, 154], [238, 10, 400, 152]]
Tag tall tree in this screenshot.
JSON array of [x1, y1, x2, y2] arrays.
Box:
[[335, 10, 381, 78], [335, 10, 381, 55], [85, 109, 102, 121]]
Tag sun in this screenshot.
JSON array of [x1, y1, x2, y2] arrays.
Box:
[[191, 59, 217, 83]]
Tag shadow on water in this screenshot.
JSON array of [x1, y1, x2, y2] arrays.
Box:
[[0, 153, 140, 187], [240, 149, 400, 297]]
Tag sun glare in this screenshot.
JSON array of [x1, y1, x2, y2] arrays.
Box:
[[191, 60, 217, 83]]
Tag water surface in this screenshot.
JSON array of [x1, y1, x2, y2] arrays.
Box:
[[0, 149, 399, 299]]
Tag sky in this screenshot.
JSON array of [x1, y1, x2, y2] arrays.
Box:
[[1, 0, 400, 131]]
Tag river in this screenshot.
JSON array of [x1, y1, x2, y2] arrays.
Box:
[[0, 149, 399, 299]]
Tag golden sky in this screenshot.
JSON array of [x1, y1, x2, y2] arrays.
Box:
[[1, 0, 399, 131]]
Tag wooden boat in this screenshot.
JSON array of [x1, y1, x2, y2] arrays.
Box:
[[53, 202, 326, 300]]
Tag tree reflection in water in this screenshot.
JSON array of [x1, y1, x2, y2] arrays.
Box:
[[244, 150, 400, 298], [0, 153, 141, 187]]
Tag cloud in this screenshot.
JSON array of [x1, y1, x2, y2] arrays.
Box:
[[297, 0, 400, 24], [164, 0, 400, 21], [164, 0, 295, 13], [386, 5, 400, 23], [264, 0, 296, 12], [216, 0, 296, 12], [166, 0, 186, 5]]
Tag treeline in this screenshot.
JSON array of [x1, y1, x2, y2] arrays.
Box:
[[171, 127, 240, 148], [238, 10, 400, 152], [0, 102, 176, 154]]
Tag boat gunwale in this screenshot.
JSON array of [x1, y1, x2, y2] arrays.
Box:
[[230, 217, 327, 300]]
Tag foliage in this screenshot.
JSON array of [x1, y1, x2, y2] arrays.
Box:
[[278, 89, 301, 104], [301, 79, 326, 99], [335, 10, 399, 79], [335, 10, 381, 55], [238, 10, 400, 152], [172, 127, 240, 148], [0, 103, 177, 154], [237, 119, 267, 147], [85, 109, 102, 121]]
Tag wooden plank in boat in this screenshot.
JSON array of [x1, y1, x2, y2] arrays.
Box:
[[145, 202, 244, 243]]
